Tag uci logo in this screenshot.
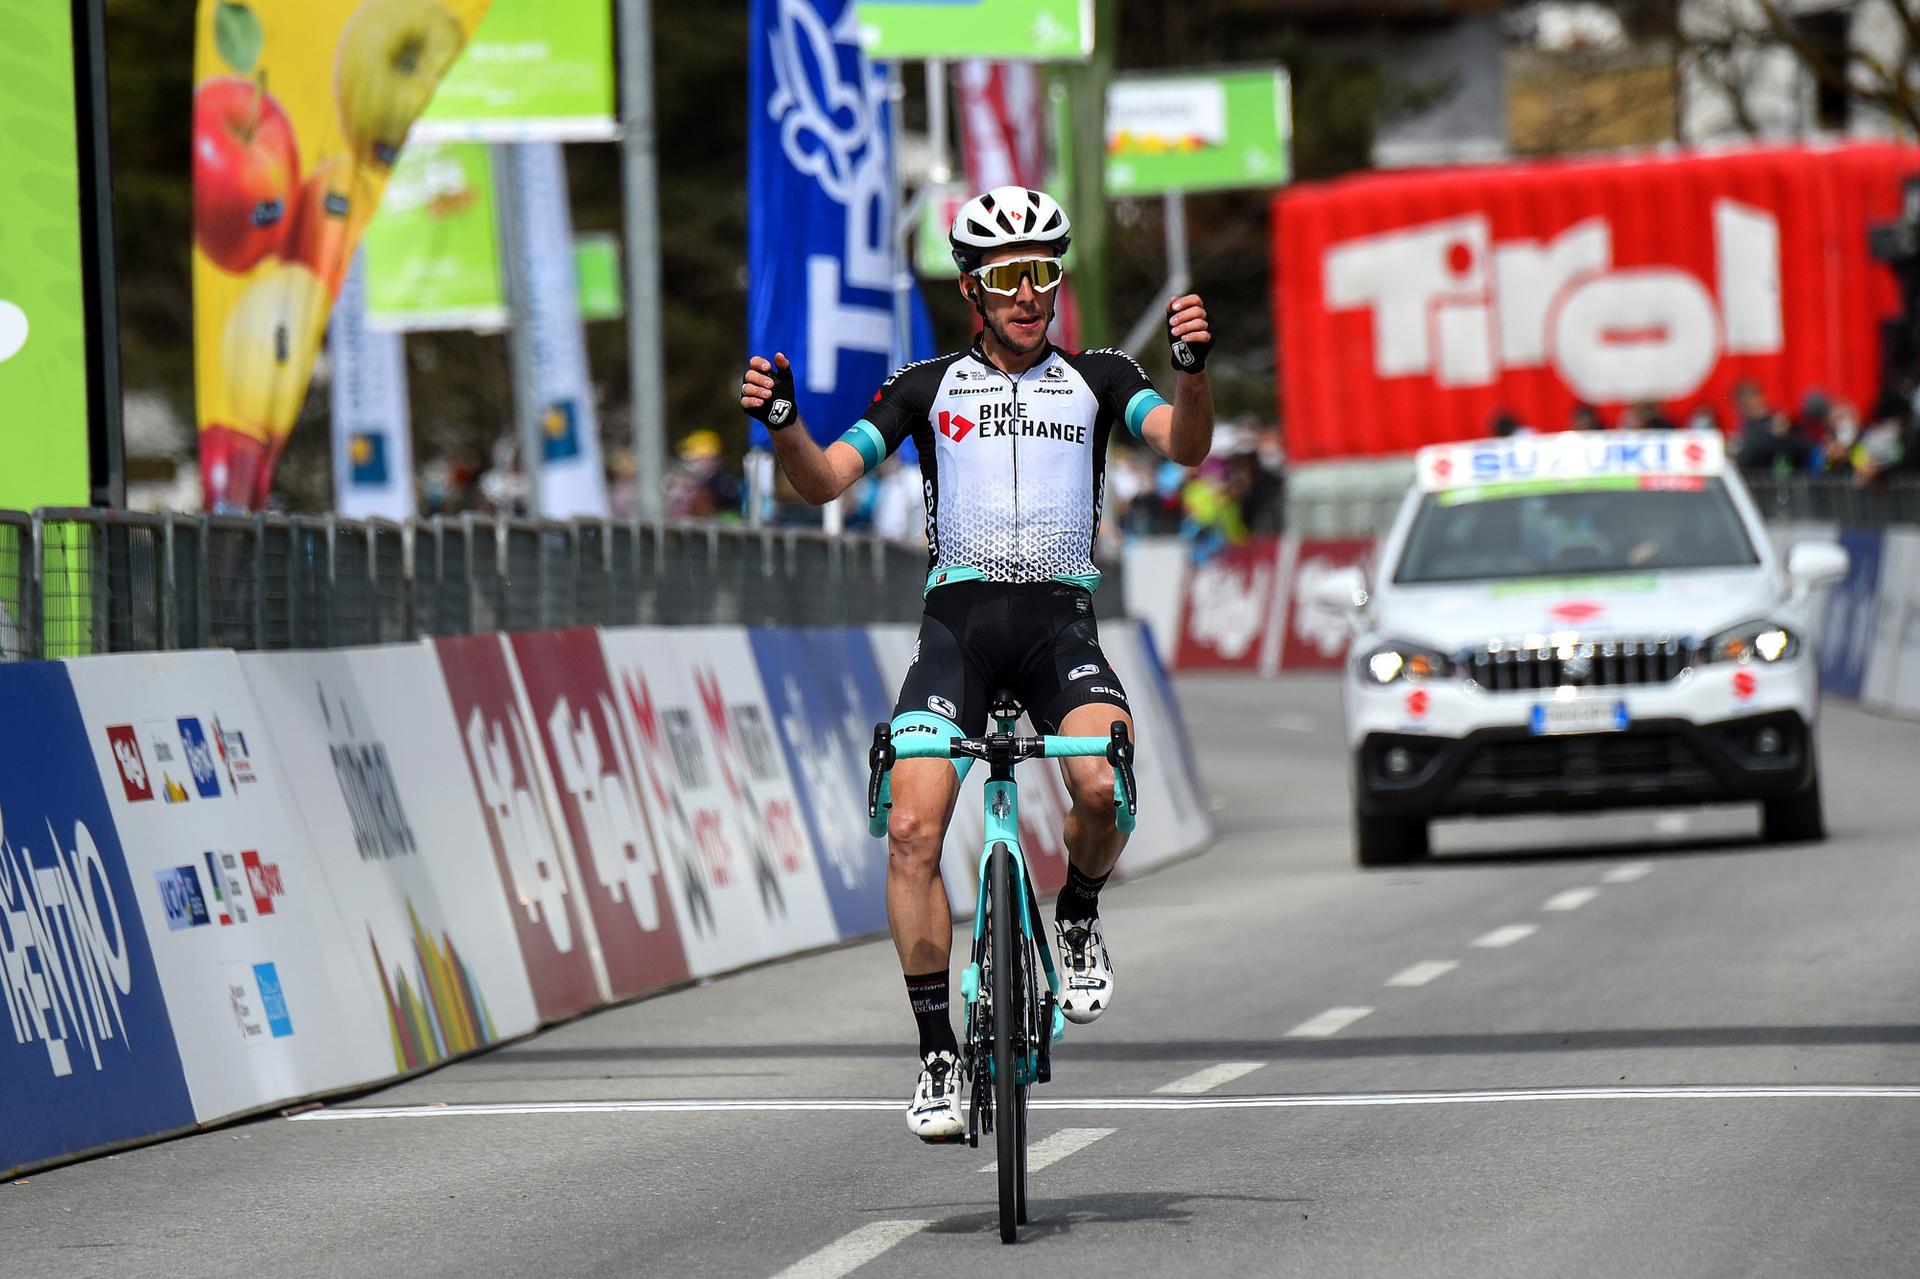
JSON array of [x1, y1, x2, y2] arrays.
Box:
[[767, 399, 794, 427]]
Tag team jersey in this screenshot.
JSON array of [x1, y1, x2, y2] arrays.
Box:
[[837, 341, 1168, 593]]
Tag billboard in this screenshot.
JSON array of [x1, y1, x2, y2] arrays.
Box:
[[853, 0, 1092, 61], [362, 140, 506, 331], [192, 0, 491, 511], [1105, 69, 1290, 198], [413, 0, 617, 142], [0, 1, 91, 509], [1274, 143, 1917, 462]]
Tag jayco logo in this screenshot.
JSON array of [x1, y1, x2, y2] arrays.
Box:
[[1325, 200, 1781, 402]]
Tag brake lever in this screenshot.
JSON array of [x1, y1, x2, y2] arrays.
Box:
[[1108, 721, 1138, 830], [867, 723, 895, 836]]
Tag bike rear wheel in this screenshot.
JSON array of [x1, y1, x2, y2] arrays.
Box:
[[989, 841, 1025, 1244]]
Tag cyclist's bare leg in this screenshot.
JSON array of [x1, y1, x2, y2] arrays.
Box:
[[1057, 702, 1134, 877], [886, 758, 962, 972]]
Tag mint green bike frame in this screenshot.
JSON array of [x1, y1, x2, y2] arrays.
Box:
[[868, 711, 1137, 1083]]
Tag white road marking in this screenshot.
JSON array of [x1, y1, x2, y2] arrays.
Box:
[[1603, 862, 1654, 884], [1155, 1062, 1266, 1094], [1544, 888, 1600, 912], [979, 1126, 1112, 1173], [1385, 960, 1458, 988], [1271, 713, 1318, 732], [1285, 1006, 1373, 1038], [294, 1083, 1920, 1122], [1653, 814, 1691, 836], [771, 1220, 929, 1279], [1472, 924, 1538, 948]]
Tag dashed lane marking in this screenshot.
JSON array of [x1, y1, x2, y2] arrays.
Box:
[[1653, 814, 1691, 836], [294, 1084, 1920, 1123], [1385, 960, 1458, 988], [1155, 1062, 1266, 1094], [1544, 888, 1600, 912], [1603, 862, 1654, 884], [771, 1219, 929, 1279], [1285, 1006, 1373, 1038], [979, 1126, 1112, 1173], [1472, 924, 1538, 948]]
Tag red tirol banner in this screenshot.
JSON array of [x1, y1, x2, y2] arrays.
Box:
[[1276, 537, 1375, 673], [1174, 537, 1286, 672], [1274, 143, 1916, 462]]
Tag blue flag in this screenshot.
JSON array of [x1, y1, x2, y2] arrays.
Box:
[[748, 0, 933, 449]]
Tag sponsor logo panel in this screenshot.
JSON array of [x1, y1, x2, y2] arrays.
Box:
[[106, 725, 153, 801]]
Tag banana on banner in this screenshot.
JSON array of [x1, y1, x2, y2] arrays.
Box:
[[192, 0, 490, 511]]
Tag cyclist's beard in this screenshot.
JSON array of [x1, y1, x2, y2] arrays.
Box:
[[984, 300, 1052, 356]]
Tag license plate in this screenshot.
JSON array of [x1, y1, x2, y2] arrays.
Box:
[[1529, 699, 1628, 736]]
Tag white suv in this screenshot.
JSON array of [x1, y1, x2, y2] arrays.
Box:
[[1321, 431, 1849, 866]]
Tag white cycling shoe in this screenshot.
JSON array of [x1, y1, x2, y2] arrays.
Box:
[[907, 1050, 965, 1143], [1056, 917, 1115, 1025]]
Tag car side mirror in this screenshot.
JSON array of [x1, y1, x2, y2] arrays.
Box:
[[1309, 565, 1369, 614], [1786, 541, 1849, 589]]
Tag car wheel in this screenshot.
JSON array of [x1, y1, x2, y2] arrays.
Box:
[[1355, 812, 1430, 866], [1762, 770, 1825, 844]]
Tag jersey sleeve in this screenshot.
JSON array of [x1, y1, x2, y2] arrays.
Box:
[[1083, 349, 1168, 441], [836, 360, 937, 476]]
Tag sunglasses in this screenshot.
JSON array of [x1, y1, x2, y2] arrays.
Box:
[[970, 256, 1065, 296]]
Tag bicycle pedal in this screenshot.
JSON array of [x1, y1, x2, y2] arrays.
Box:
[[918, 1132, 968, 1146]]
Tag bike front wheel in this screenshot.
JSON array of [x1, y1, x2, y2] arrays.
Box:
[[989, 841, 1025, 1244]]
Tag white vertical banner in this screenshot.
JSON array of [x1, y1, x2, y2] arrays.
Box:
[[505, 141, 610, 518], [329, 251, 415, 521]]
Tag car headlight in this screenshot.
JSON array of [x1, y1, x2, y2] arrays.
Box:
[[1359, 640, 1455, 685], [1700, 621, 1801, 665]]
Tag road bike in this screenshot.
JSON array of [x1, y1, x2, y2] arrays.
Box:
[[868, 695, 1137, 1244]]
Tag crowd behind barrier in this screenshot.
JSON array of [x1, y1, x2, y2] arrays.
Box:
[[0, 616, 1212, 1178], [0, 508, 942, 663]]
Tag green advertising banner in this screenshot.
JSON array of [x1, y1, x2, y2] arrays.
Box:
[[0, 0, 91, 510], [572, 232, 623, 321], [1105, 68, 1291, 197], [363, 142, 508, 332], [854, 0, 1091, 61], [415, 0, 617, 141]]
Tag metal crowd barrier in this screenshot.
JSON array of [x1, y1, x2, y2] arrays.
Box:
[[0, 508, 934, 662]]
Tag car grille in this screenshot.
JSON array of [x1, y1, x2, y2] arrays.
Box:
[[1464, 732, 1708, 785], [1463, 638, 1690, 692]]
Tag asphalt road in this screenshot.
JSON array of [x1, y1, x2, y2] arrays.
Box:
[[13, 676, 1920, 1278]]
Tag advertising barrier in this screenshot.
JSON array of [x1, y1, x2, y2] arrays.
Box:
[[1173, 537, 1285, 673], [3, 618, 1211, 1178], [0, 663, 197, 1173], [238, 647, 542, 1069], [1276, 537, 1376, 672], [63, 651, 388, 1122]]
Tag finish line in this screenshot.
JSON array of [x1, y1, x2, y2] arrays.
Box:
[[291, 1083, 1920, 1121]]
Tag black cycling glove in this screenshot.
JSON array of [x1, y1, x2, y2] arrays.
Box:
[[746, 357, 799, 430], [1168, 301, 1212, 374]]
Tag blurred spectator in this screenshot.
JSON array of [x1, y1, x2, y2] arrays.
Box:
[[1181, 458, 1248, 559], [478, 437, 530, 516], [1733, 381, 1810, 475], [1226, 445, 1283, 534], [1850, 391, 1912, 485], [1686, 404, 1722, 434], [1618, 400, 1677, 431], [870, 456, 927, 545], [666, 429, 742, 521], [1817, 401, 1859, 476], [1570, 402, 1603, 431], [1794, 389, 1833, 454], [1489, 409, 1521, 438], [607, 448, 640, 517]]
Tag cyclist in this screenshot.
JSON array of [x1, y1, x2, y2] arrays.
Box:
[[740, 185, 1215, 1142]]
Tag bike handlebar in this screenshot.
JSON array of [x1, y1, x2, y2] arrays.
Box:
[[868, 723, 1139, 838]]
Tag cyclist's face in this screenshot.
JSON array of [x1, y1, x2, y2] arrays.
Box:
[[966, 244, 1059, 355]]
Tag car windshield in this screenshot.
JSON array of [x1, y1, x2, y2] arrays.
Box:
[[1392, 478, 1759, 585]]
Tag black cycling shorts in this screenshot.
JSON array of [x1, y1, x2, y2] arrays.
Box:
[[891, 581, 1130, 759]]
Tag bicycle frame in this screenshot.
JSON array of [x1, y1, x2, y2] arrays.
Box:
[[866, 713, 1139, 1087]]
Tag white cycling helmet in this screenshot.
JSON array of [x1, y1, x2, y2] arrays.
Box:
[[950, 185, 1071, 272]]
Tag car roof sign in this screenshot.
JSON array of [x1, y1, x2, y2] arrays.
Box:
[[1416, 430, 1726, 493]]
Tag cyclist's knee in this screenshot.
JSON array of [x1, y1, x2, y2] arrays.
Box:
[[1066, 764, 1119, 827], [887, 804, 945, 863]]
